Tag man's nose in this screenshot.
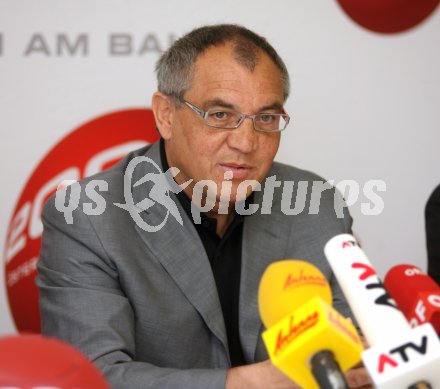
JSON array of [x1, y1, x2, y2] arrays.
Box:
[[226, 116, 257, 153]]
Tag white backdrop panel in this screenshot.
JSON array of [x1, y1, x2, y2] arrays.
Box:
[[1, 0, 439, 334]]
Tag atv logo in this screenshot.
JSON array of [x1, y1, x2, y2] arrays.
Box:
[[377, 336, 428, 373]]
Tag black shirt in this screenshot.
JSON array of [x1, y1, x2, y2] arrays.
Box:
[[159, 139, 246, 366]]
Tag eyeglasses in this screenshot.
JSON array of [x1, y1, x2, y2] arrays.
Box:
[[180, 98, 290, 133]]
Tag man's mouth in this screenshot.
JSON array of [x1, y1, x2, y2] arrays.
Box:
[[219, 163, 252, 179]]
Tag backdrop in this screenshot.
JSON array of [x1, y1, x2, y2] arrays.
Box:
[[1, 0, 439, 334]]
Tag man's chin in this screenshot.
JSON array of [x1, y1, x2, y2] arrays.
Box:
[[220, 188, 255, 210]]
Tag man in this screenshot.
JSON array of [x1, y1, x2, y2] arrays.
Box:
[[38, 24, 372, 388], [426, 184, 440, 285]]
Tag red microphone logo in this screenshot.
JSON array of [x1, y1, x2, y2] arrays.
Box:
[[384, 264, 440, 333]]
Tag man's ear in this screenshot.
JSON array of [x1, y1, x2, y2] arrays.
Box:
[[152, 92, 175, 140]]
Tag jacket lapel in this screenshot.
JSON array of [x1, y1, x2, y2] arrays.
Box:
[[128, 143, 229, 357], [239, 185, 290, 362]]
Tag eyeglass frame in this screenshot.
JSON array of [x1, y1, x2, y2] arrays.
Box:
[[179, 98, 290, 133]]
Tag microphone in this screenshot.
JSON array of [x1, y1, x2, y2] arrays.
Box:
[[325, 234, 440, 389], [258, 259, 363, 389], [384, 264, 440, 333], [0, 334, 110, 388]]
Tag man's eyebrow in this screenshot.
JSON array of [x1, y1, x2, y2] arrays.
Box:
[[204, 99, 284, 112], [204, 99, 236, 110], [258, 102, 284, 112]]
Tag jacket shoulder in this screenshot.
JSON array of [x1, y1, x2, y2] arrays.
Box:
[[270, 161, 326, 182]]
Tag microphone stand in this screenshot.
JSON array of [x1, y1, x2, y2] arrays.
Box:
[[311, 350, 349, 389]]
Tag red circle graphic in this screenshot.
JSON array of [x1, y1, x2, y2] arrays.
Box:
[[4, 108, 160, 333], [337, 0, 440, 34]]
